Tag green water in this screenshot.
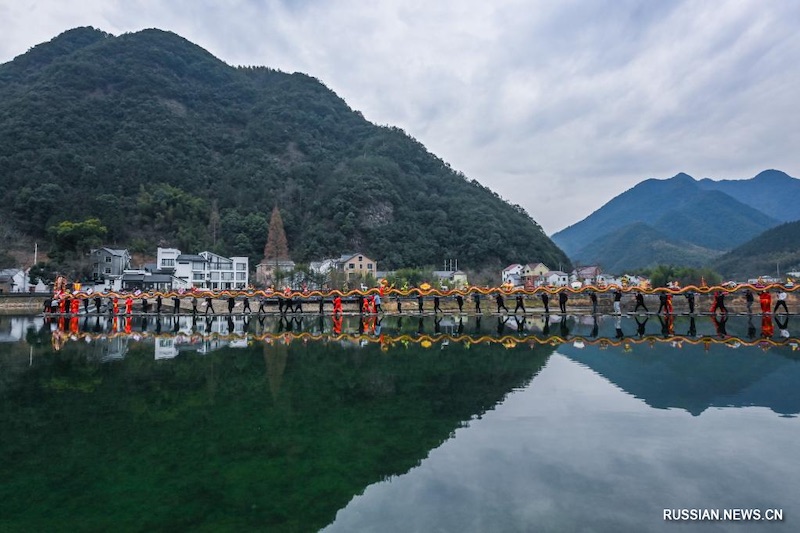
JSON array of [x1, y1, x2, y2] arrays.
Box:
[[1, 314, 799, 532]]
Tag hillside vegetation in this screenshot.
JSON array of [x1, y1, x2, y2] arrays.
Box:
[[0, 27, 570, 274], [711, 220, 800, 279]]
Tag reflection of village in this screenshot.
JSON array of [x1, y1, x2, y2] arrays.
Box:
[[3, 313, 798, 361]]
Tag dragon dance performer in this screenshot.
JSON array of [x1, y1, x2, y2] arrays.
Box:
[[333, 295, 343, 314], [759, 291, 772, 314]]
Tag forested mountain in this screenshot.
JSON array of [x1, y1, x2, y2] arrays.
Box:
[[697, 170, 800, 222], [551, 172, 788, 272], [711, 220, 800, 279], [0, 27, 570, 273], [574, 222, 720, 273]]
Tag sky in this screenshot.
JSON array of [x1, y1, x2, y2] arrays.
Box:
[[1, 0, 799, 235]]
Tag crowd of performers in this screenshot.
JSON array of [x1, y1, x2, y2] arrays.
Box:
[[44, 275, 795, 317]]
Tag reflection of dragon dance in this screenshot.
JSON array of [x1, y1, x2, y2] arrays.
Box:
[[46, 323, 800, 353]]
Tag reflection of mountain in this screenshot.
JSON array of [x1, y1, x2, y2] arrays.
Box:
[[0, 333, 553, 531], [558, 339, 800, 416]]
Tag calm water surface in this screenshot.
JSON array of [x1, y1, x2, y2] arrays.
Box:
[[1, 313, 799, 532]]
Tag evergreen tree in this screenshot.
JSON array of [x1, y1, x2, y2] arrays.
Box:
[[264, 206, 290, 262]]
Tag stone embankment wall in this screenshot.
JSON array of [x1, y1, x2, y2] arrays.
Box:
[[0, 294, 49, 314]]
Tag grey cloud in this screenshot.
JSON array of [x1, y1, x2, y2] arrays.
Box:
[[1, 0, 798, 234]]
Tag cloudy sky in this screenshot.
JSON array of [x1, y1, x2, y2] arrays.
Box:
[[2, 1, 799, 234]]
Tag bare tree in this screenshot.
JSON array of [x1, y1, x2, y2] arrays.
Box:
[[208, 199, 220, 247], [264, 206, 289, 262]]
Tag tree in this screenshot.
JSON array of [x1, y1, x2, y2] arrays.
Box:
[[29, 261, 59, 285], [209, 199, 220, 247], [264, 206, 290, 262], [47, 218, 108, 255]]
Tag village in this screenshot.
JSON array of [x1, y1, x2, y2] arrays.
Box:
[[1, 244, 651, 296], [1, 244, 796, 297]]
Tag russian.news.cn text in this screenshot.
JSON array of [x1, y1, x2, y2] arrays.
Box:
[[664, 509, 783, 522]]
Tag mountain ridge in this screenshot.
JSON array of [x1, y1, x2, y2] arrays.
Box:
[[0, 27, 570, 275], [551, 171, 794, 272]]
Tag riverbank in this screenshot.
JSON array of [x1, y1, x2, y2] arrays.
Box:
[[0, 294, 49, 314]]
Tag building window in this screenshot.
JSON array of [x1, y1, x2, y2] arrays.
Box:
[[236, 273, 246, 281], [358, 256, 363, 261], [105, 256, 112, 263], [162, 259, 175, 267], [236, 263, 246, 271], [349, 263, 355, 269], [104, 267, 111, 274], [367, 263, 373, 270]]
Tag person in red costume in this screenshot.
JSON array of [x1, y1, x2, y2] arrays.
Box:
[[70, 298, 80, 315], [761, 314, 774, 337], [759, 291, 772, 314], [125, 296, 133, 315], [333, 295, 343, 314]]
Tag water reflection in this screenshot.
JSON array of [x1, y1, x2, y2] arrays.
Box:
[[2, 313, 799, 531], [0, 314, 552, 532], [3, 313, 797, 357]]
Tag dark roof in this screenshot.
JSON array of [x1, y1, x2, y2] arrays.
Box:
[[122, 273, 175, 283], [92, 247, 129, 256], [176, 254, 207, 262]]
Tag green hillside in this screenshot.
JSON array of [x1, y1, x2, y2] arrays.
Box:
[[650, 191, 778, 250], [574, 222, 722, 272], [0, 27, 569, 274], [711, 220, 800, 279]]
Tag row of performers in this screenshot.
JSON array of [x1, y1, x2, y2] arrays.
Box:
[[44, 290, 789, 316]]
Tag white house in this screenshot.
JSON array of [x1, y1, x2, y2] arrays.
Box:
[[543, 270, 570, 287], [432, 270, 469, 289], [157, 248, 249, 290], [502, 264, 524, 286], [570, 266, 602, 286], [0, 269, 26, 293], [156, 247, 181, 271]]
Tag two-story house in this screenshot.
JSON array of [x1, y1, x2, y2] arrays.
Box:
[[156, 247, 249, 290], [543, 270, 570, 287], [517, 263, 547, 287], [90, 248, 131, 282], [502, 264, 524, 286], [334, 253, 376, 281]]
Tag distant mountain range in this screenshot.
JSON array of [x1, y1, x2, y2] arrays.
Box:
[[551, 170, 800, 274]]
